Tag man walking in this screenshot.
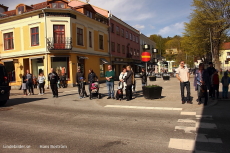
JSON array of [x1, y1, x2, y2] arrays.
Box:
[[105, 65, 115, 99], [26, 69, 34, 95], [176, 61, 192, 104], [48, 68, 59, 98], [207, 62, 216, 97], [76, 68, 88, 98]]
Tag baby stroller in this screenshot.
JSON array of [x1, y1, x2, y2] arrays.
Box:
[[89, 82, 101, 100], [116, 81, 124, 101]]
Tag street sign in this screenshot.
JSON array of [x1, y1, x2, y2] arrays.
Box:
[[141, 52, 151, 62]]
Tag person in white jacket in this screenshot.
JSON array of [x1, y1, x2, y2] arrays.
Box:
[[119, 67, 127, 93]]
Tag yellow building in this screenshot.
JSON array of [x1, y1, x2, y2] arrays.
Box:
[[219, 42, 230, 71], [0, 0, 109, 89]]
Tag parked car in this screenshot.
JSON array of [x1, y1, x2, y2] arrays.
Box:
[[0, 64, 11, 106]]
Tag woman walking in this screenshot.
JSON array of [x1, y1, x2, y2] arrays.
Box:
[[88, 69, 98, 98], [124, 66, 134, 101], [22, 74, 27, 96], [38, 72, 46, 95], [194, 63, 209, 106]]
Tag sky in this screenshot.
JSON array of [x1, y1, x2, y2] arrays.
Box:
[[2, 0, 193, 38]]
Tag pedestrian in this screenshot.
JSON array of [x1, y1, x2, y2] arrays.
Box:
[[21, 73, 27, 96], [33, 75, 38, 89], [140, 68, 147, 86], [124, 65, 134, 101], [48, 68, 59, 98], [38, 72, 46, 95], [105, 65, 115, 99], [207, 62, 216, 98], [221, 72, 230, 99], [76, 68, 88, 98], [176, 60, 192, 104], [78, 77, 88, 99], [26, 70, 34, 95], [194, 63, 209, 105], [88, 69, 98, 99], [119, 67, 127, 98], [211, 70, 219, 100]]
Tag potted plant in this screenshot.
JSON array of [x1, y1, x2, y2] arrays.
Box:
[[142, 85, 162, 99], [149, 74, 156, 81], [162, 73, 170, 80]]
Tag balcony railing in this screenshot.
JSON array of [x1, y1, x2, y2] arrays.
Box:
[[47, 37, 72, 50]]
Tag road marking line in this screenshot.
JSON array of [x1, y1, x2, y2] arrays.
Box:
[[168, 138, 195, 151], [196, 115, 212, 118], [104, 105, 182, 111], [175, 126, 196, 133], [195, 122, 217, 129], [178, 119, 196, 123], [181, 112, 196, 115], [195, 134, 222, 143]]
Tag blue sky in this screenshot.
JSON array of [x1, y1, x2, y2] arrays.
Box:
[[3, 0, 193, 38]]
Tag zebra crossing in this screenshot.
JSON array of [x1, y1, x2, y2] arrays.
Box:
[[168, 112, 222, 152]]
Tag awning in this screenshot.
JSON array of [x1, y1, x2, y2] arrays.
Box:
[[100, 58, 109, 64], [29, 56, 44, 59]]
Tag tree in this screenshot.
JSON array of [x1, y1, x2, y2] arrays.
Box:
[[190, 0, 230, 69], [149, 34, 169, 56]]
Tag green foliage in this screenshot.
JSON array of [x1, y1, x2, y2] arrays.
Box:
[[145, 84, 162, 88], [149, 34, 171, 56]]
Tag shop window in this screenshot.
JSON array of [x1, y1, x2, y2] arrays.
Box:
[[51, 57, 69, 79], [100, 64, 105, 77], [4, 32, 14, 50], [4, 61, 15, 82], [111, 42, 115, 52], [111, 23, 114, 33], [31, 27, 39, 46], [77, 28, 83, 46], [117, 43, 120, 53], [122, 45, 125, 54], [52, 3, 65, 8], [99, 35, 103, 50], [89, 31, 92, 48]]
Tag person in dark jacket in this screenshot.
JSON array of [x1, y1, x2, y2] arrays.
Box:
[[88, 69, 98, 98], [76, 68, 88, 97], [124, 66, 134, 101], [206, 62, 216, 97], [26, 69, 34, 95], [48, 68, 59, 98], [140, 68, 147, 86]]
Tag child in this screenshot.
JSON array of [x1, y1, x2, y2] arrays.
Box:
[[221, 72, 230, 99], [38, 72, 46, 95], [79, 77, 87, 99], [211, 70, 219, 99], [116, 87, 123, 101], [21, 74, 27, 96]]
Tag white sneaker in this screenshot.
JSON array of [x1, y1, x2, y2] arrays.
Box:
[[28, 93, 30, 96]]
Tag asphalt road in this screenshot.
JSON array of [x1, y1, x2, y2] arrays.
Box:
[[0, 77, 229, 153]]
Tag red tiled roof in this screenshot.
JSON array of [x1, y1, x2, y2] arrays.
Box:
[[221, 42, 230, 50], [3, 10, 16, 16]]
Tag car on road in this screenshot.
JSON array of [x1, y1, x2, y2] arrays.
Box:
[[0, 64, 11, 106]]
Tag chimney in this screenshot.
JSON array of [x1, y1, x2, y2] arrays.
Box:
[[0, 4, 9, 12]]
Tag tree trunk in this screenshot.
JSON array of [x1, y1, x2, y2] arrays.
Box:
[[213, 46, 221, 70]]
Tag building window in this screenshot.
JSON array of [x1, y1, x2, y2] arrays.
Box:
[[126, 31, 128, 39], [137, 50, 139, 56], [86, 10, 92, 18], [89, 31, 92, 48], [4, 61, 15, 82], [111, 42, 115, 52], [134, 49, 136, 56], [18, 6, 24, 14], [77, 28, 83, 46], [117, 44, 120, 53], [4, 32, 14, 50], [136, 36, 138, 43], [52, 3, 65, 8], [130, 33, 132, 40], [31, 27, 39, 46], [121, 29, 124, 37], [116, 26, 120, 35], [99, 35, 103, 50], [111, 23, 114, 33], [133, 34, 135, 41], [122, 45, 125, 54], [130, 48, 133, 55], [53, 25, 65, 49]]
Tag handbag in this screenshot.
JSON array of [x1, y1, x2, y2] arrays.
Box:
[[199, 85, 207, 98]]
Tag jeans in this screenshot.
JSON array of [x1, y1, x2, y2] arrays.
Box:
[[27, 82, 34, 94], [50, 83, 58, 97], [106, 81, 114, 97], [126, 85, 132, 100], [180, 81, 191, 102], [212, 84, 219, 98], [222, 86, 229, 98], [39, 83, 45, 94], [197, 85, 208, 105]]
